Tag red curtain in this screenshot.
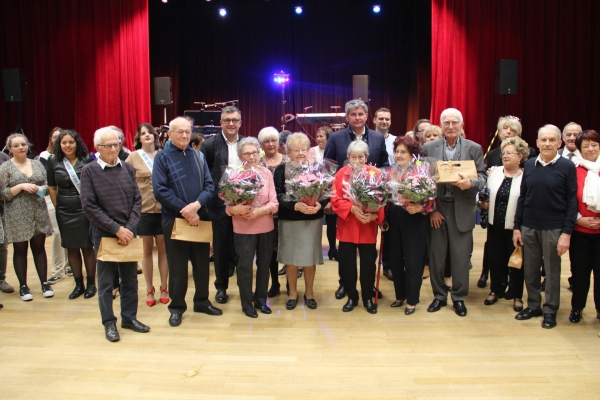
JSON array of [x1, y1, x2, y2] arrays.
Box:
[[431, 0, 600, 150], [0, 0, 151, 151]]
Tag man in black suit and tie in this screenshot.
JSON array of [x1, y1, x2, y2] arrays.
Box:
[[323, 99, 389, 299], [558, 122, 582, 159], [422, 108, 487, 317]]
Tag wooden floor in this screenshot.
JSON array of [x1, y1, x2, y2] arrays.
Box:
[[0, 226, 599, 399]]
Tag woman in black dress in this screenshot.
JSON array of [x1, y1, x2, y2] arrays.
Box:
[[47, 130, 97, 299]]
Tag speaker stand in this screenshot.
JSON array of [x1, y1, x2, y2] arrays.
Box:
[[14, 102, 24, 134], [163, 105, 168, 125], [502, 94, 507, 117], [280, 83, 286, 132]]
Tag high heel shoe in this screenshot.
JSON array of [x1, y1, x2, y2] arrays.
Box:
[[159, 286, 169, 304], [146, 287, 156, 307]]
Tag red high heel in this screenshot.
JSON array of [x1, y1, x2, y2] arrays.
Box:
[[146, 287, 156, 307], [159, 286, 169, 304]]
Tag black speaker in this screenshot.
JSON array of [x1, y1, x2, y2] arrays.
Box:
[[495, 60, 518, 95], [352, 75, 369, 101], [2, 68, 27, 102], [154, 77, 172, 105]]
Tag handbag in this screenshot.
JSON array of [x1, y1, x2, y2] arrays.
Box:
[[508, 245, 523, 269], [170, 218, 213, 243], [435, 160, 478, 183], [97, 237, 143, 262]]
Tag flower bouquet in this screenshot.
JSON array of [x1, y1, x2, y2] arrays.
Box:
[[344, 166, 391, 212], [387, 156, 437, 207], [283, 160, 336, 206], [218, 165, 265, 205]]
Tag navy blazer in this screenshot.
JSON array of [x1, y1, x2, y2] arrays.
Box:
[[323, 127, 389, 171]]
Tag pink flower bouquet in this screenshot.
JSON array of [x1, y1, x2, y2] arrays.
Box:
[[218, 165, 265, 205], [343, 166, 391, 212], [387, 156, 437, 206], [284, 160, 336, 206]]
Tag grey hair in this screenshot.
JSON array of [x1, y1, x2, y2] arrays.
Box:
[[440, 108, 463, 124], [345, 99, 368, 115], [237, 137, 261, 157], [257, 126, 279, 143], [107, 125, 124, 140], [347, 139, 370, 157], [497, 116, 523, 136], [286, 132, 310, 151], [93, 127, 121, 146], [562, 122, 582, 136], [221, 106, 241, 120], [5, 133, 30, 153], [537, 124, 561, 140], [501, 136, 529, 161], [169, 117, 191, 132]]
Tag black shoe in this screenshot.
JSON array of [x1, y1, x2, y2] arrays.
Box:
[[513, 298, 524, 312], [504, 289, 515, 300], [267, 285, 280, 298], [405, 306, 416, 315], [477, 269, 488, 288], [515, 307, 543, 320], [363, 299, 378, 314], [215, 289, 228, 304], [390, 299, 405, 308], [243, 308, 258, 318], [542, 313, 557, 329], [169, 313, 182, 327], [297, 269, 303, 278], [328, 249, 338, 261], [209, 253, 214, 262], [540, 278, 546, 292], [453, 300, 467, 317], [484, 292, 498, 306], [84, 278, 97, 299], [343, 298, 357, 312], [194, 303, 223, 316], [569, 309, 582, 323], [105, 322, 120, 342], [278, 265, 287, 275], [286, 295, 299, 310], [427, 299, 447, 313], [254, 304, 271, 314], [372, 287, 383, 299], [121, 319, 150, 333], [304, 295, 317, 310], [69, 277, 85, 300], [335, 285, 346, 300], [382, 269, 393, 281]]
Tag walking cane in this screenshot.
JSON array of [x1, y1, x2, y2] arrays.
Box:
[[374, 229, 384, 305]]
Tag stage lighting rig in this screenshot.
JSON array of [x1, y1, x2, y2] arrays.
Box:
[[373, 5, 381, 13]]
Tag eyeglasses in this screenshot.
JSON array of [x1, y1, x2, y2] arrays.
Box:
[[97, 143, 120, 149], [221, 119, 241, 125], [262, 139, 278, 145], [290, 148, 308, 154], [11, 143, 28, 148], [241, 151, 259, 158], [501, 151, 518, 157], [171, 130, 191, 135], [442, 120, 461, 127]]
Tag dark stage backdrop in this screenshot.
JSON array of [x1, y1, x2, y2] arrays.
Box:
[[0, 0, 151, 152], [431, 0, 600, 151], [149, 0, 432, 142]]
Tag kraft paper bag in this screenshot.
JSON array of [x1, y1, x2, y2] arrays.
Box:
[[435, 160, 478, 183], [508, 246, 523, 269], [171, 218, 213, 243], [97, 237, 143, 262]]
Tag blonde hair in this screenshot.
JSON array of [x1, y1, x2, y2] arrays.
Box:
[[497, 117, 522, 136], [500, 136, 529, 160]]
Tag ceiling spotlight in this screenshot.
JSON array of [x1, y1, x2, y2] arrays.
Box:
[[373, 5, 381, 13], [161, 0, 167, 3], [218, 8, 227, 17], [295, 6, 303, 15]]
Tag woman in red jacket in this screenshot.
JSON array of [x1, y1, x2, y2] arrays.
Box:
[[331, 140, 385, 314]]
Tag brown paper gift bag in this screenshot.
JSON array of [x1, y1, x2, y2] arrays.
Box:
[[171, 218, 213, 243], [97, 237, 143, 262], [435, 160, 478, 183], [508, 246, 523, 269]]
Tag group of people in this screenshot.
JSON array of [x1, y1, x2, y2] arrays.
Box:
[[0, 100, 597, 340]]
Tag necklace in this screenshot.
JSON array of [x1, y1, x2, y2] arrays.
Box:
[[264, 153, 280, 163]]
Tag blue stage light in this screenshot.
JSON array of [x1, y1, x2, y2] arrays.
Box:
[[373, 5, 381, 13], [295, 6, 303, 15], [219, 8, 227, 17]]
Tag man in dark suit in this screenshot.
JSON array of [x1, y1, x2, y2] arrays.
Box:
[[200, 106, 242, 304], [422, 108, 487, 317], [323, 99, 389, 300], [558, 122, 582, 159]]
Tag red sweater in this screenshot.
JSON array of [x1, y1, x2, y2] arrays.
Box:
[[574, 165, 600, 235], [331, 165, 385, 244]]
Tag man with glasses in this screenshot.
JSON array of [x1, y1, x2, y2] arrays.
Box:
[[422, 108, 487, 317], [154, 117, 221, 327], [200, 106, 243, 304]]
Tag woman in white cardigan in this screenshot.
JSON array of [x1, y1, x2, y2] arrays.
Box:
[[479, 137, 529, 311]]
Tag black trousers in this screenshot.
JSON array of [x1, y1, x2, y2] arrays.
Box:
[[569, 230, 600, 312], [486, 223, 517, 297], [90, 225, 138, 326], [339, 241, 377, 302], [387, 205, 427, 306], [208, 208, 236, 291], [162, 218, 210, 315], [234, 230, 273, 310], [325, 213, 337, 252]]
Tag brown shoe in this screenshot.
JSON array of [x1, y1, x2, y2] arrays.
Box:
[[382, 269, 393, 281]]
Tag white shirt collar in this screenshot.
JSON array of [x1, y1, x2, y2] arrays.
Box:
[[535, 152, 560, 167], [96, 156, 122, 170], [221, 131, 239, 145]]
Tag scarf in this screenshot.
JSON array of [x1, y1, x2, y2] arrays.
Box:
[[572, 153, 600, 213]]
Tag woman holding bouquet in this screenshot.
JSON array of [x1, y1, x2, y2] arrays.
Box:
[[274, 133, 324, 310], [386, 136, 436, 314], [331, 140, 385, 314], [227, 137, 279, 318]]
